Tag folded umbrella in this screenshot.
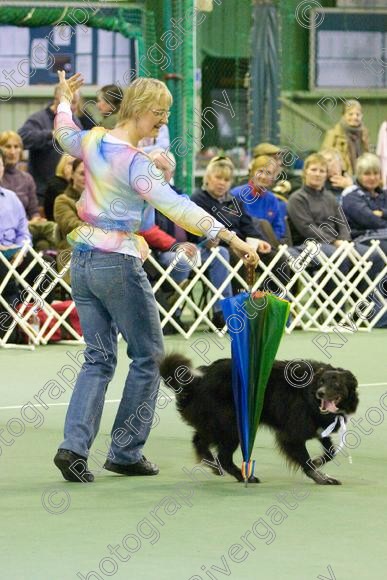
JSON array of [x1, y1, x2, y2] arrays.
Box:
[[221, 288, 290, 485]]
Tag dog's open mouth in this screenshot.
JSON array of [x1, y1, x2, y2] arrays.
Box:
[[319, 399, 340, 413], [316, 387, 342, 414]]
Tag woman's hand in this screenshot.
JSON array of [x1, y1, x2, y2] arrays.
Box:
[[257, 240, 271, 254], [57, 71, 84, 103], [333, 239, 350, 248], [29, 216, 47, 224], [329, 174, 352, 189], [229, 237, 259, 267], [179, 242, 197, 258]]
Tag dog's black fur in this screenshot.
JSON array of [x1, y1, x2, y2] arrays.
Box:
[[160, 354, 359, 485]]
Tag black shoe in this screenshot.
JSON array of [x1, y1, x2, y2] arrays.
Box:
[[104, 456, 159, 476], [54, 448, 94, 483]]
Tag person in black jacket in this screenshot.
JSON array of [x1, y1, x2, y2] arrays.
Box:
[[190, 157, 290, 325], [18, 85, 82, 206], [341, 153, 387, 255], [44, 153, 74, 221]]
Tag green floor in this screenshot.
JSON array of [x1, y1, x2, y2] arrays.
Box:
[[1, 331, 386, 580]]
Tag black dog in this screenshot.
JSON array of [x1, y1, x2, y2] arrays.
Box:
[[160, 354, 359, 485]]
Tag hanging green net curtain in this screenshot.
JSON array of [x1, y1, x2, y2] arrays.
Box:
[[0, 1, 195, 193]]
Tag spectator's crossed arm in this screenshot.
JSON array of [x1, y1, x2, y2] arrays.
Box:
[[342, 192, 387, 230]]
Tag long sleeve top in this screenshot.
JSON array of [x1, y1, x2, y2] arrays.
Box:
[[231, 182, 286, 240], [341, 183, 387, 238], [54, 102, 224, 260], [287, 185, 351, 245], [2, 165, 39, 219], [0, 186, 31, 247]]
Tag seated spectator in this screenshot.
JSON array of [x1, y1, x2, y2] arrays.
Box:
[[0, 131, 39, 220], [53, 159, 85, 281], [18, 84, 82, 205], [341, 153, 387, 254], [44, 154, 75, 221], [138, 220, 193, 334], [0, 149, 32, 328], [252, 142, 294, 195], [287, 153, 386, 325], [320, 148, 353, 199], [231, 155, 287, 245], [322, 99, 369, 176], [288, 154, 349, 248], [191, 156, 286, 325], [0, 130, 55, 251]]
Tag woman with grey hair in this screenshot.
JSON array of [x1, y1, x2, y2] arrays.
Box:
[[341, 153, 387, 254]]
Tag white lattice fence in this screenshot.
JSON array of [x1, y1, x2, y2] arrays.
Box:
[[0, 244, 82, 349], [1, 241, 386, 348]]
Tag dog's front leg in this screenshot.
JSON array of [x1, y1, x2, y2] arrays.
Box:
[[276, 435, 341, 485], [311, 436, 336, 468]]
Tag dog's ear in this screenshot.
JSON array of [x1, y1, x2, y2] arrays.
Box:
[[344, 371, 359, 413]]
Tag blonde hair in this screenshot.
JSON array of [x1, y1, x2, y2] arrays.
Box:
[[342, 99, 362, 114], [117, 78, 173, 123], [319, 148, 343, 165], [0, 130, 23, 153], [55, 154, 75, 178], [203, 156, 234, 188], [302, 153, 328, 181], [355, 153, 381, 178], [249, 155, 278, 179]]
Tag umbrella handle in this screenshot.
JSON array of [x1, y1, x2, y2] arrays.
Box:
[[246, 264, 256, 291], [241, 460, 255, 485]]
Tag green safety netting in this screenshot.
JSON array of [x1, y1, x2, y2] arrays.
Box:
[[0, 1, 195, 192], [0, 2, 157, 74]]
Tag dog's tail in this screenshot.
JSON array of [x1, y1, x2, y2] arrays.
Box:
[[159, 353, 199, 407]]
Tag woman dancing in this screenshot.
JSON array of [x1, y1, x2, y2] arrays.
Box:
[[53, 72, 259, 482]]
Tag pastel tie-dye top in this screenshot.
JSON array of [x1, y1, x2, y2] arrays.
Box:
[[54, 102, 225, 260]]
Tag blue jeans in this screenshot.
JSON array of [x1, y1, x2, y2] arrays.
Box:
[[60, 249, 164, 464], [201, 246, 233, 312], [157, 250, 192, 283]]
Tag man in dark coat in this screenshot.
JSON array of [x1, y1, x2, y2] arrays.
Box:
[[18, 85, 82, 205]]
